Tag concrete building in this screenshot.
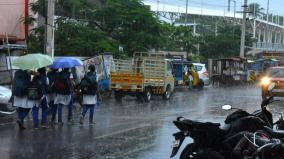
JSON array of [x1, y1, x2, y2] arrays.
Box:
[[0, 0, 37, 44]]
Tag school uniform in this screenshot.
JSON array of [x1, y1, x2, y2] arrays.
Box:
[[30, 74, 49, 128], [12, 70, 31, 127], [80, 72, 97, 123], [54, 71, 72, 123]]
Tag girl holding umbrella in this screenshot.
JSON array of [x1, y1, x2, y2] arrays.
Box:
[[51, 57, 82, 125], [13, 54, 53, 129]]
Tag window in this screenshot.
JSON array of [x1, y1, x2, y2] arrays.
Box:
[[268, 68, 284, 77], [194, 65, 203, 72]]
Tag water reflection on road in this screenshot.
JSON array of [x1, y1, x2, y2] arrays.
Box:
[[1, 86, 284, 159]]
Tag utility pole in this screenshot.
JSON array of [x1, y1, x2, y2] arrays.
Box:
[[228, 0, 231, 12], [185, 0, 188, 24], [156, 0, 159, 13], [240, 0, 248, 58], [45, 0, 55, 58], [266, 0, 270, 22]]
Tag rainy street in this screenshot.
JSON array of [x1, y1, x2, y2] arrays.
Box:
[[0, 85, 283, 159]]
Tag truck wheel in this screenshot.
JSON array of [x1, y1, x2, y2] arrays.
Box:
[[114, 91, 123, 101], [143, 88, 152, 102], [163, 85, 171, 100]]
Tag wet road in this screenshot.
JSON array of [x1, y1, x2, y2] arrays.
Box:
[[1, 86, 284, 159]]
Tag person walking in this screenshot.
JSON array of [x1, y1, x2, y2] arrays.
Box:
[[47, 68, 58, 124], [53, 68, 72, 125], [27, 68, 49, 129], [79, 65, 98, 125], [13, 69, 31, 130]]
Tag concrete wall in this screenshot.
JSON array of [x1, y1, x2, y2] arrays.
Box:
[[0, 0, 26, 40]]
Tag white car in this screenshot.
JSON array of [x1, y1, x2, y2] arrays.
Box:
[[0, 86, 15, 115], [193, 63, 210, 86]]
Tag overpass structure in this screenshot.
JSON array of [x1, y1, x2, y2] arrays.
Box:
[[144, 1, 284, 55]]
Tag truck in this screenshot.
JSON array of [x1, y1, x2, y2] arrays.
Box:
[[110, 52, 175, 102]]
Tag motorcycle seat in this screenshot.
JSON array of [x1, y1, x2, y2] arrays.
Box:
[[263, 126, 284, 138], [174, 118, 221, 132]]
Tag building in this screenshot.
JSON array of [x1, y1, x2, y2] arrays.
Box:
[[0, 0, 37, 44]]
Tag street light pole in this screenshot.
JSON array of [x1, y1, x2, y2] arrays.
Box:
[[185, 0, 188, 24], [240, 0, 248, 58], [266, 0, 270, 22], [233, 0, 236, 18], [228, 0, 231, 12]]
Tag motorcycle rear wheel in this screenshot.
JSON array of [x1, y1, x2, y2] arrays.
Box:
[[180, 144, 225, 159]]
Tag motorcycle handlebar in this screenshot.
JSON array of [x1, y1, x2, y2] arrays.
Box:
[[261, 95, 275, 108]]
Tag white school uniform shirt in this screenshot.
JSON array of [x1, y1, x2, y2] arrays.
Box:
[[82, 95, 97, 105], [54, 94, 72, 105], [13, 96, 32, 108]]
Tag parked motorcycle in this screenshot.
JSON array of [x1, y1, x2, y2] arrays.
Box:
[[170, 83, 284, 159], [233, 131, 284, 159]]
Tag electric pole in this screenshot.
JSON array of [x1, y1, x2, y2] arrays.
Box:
[[185, 0, 188, 24], [240, 0, 248, 58], [45, 0, 55, 58], [228, 0, 231, 12], [266, 0, 270, 22]]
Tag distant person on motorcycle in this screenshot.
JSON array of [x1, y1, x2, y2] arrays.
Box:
[[79, 65, 98, 125], [13, 69, 31, 130]]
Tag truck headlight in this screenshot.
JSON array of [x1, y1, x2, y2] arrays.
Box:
[[261, 77, 271, 86]]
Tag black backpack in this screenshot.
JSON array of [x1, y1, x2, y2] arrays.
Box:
[[12, 70, 30, 97], [52, 73, 70, 95], [27, 76, 43, 100], [80, 73, 98, 95]]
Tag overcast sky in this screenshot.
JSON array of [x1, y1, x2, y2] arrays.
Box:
[[143, 0, 284, 16]]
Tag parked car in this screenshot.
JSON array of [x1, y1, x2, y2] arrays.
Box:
[[193, 63, 210, 86], [0, 86, 15, 115], [261, 66, 284, 99]]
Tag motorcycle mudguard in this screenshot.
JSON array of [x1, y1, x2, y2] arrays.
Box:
[[170, 132, 185, 158]]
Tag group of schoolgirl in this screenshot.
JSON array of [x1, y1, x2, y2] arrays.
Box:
[[13, 65, 98, 130]]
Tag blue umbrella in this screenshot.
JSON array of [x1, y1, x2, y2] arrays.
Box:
[[50, 57, 83, 69]]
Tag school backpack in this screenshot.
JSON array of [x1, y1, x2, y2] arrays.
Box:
[[12, 70, 30, 97], [80, 73, 98, 95], [52, 73, 70, 95], [27, 75, 43, 100], [47, 71, 57, 94]]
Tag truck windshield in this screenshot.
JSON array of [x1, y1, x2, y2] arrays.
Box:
[[268, 68, 284, 77]]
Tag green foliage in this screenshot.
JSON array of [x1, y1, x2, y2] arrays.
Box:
[[159, 23, 199, 53], [248, 3, 265, 18], [27, 0, 253, 60], [92, 0, 162, 56], [200, 24, 253, 59]]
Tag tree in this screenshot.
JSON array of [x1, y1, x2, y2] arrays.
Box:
[[200, 24, 254, 59], [248, 3, 264, 18], [28, 0, 167, 57], [91, 0, 162, 56], [159, 23, 199, 54]]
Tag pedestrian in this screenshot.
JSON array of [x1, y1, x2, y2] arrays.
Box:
[[66, 67, 78, 124], [53, 68, 72, 125], [79, 65, 98, 125], [47, 68, 58, 124], [189, 64, 199, 88], [12, 69, 31, 130], [27, 68, 49, 129]]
